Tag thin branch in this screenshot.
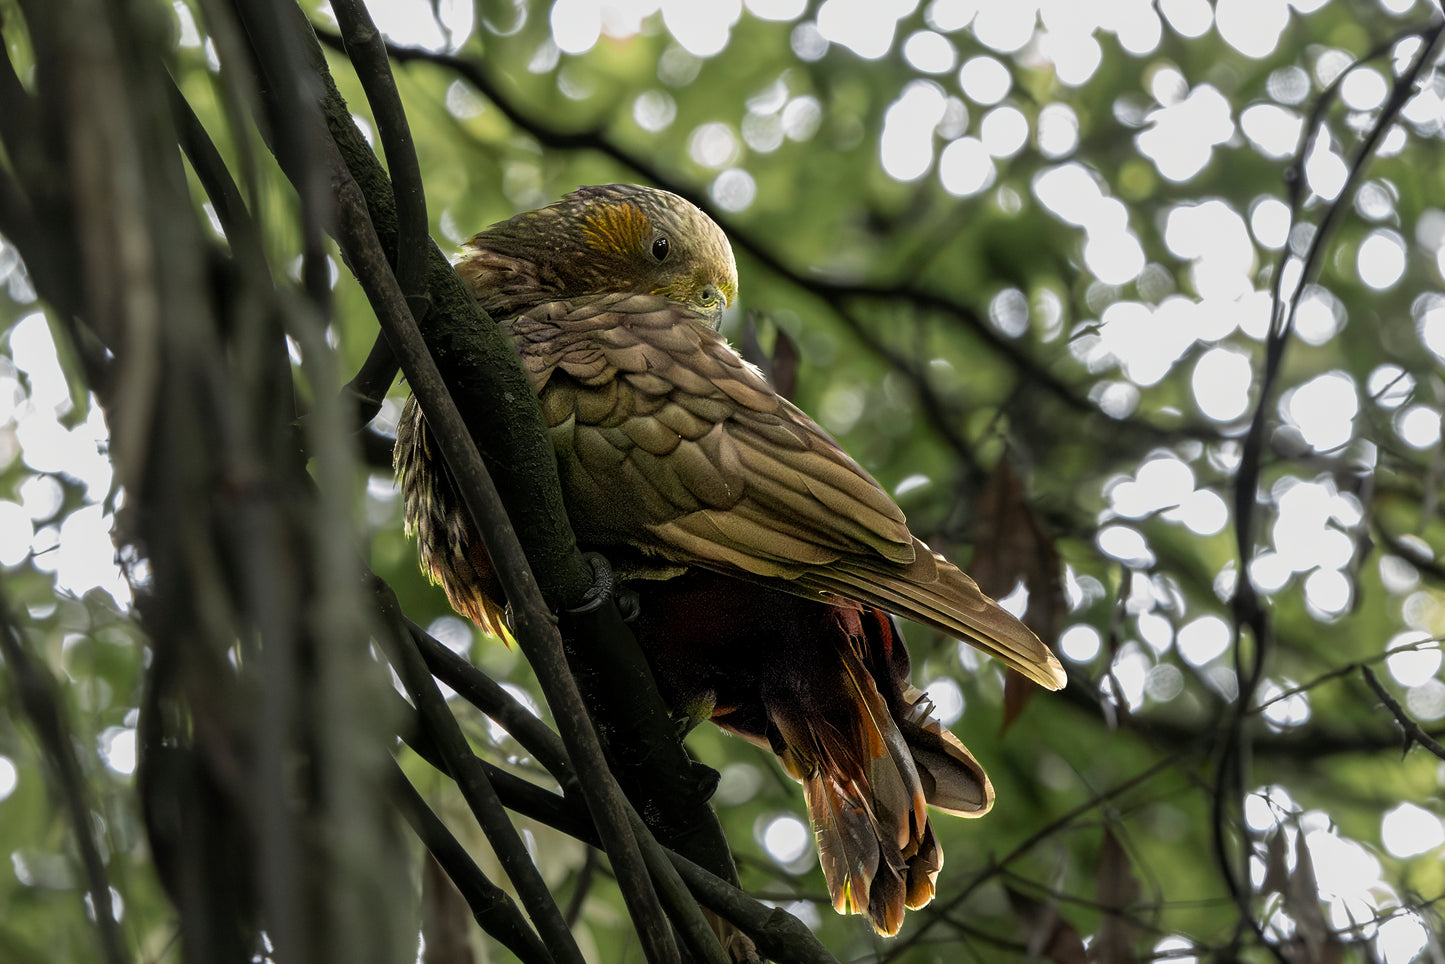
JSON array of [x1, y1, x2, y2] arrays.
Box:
[[1361, 666, 1445, 761], [327, 0, 430, 319], [388, 688, 588, 839], [412, 622, 575, 782], [563, 851, 598, 927], [664, 855, 841, 964], [883, 757, 1177, 960], [371, 579, 587, 964], [1215, 19, 1445, 958], [343, 330, 400, 429], [166, 72, 268, 275], [388, 760, 555, 964]]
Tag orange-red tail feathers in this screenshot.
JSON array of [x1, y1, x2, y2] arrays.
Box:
[[629, 570, 992, 935]]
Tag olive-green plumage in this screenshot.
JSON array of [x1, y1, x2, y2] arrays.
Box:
[[395, 184, 1065, 936]]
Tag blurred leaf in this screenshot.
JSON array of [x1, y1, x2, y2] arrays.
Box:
[[1005, 884, 1088, 964], [1285, 831, 1341, 964], [770, 323, 799, 403], [972, 454, 1066, 732], [423, 855, 474, 964], [971, 453, 1066, 644], [1261, 828, 1289, 897], [739, 311, 798, 401], [1091, 828, 1141, 964], [1001, 667, 1036, 734]]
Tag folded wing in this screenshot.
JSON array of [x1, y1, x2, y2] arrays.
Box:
[[507, 293, 1066, 690]]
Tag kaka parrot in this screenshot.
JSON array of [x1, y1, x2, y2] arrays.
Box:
[[395, 184, 1066, 936]]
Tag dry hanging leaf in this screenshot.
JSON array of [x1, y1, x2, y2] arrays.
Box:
[[422, 854, 475, 964], [1002, 668, 1036, 734], [739, 311, 769, 376], [739, 312, 799, 401], [1285, 830, 1342, 964], [972, 454, 1067, 731], [770, 322, 799, 402], [1261, 828, 1290, 897], [1091, 828, 1142, 964], [1006, 884, 1089, 964]]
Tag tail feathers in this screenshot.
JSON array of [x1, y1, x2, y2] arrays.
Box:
[[904, 823, 942, 911], [899, 684, 994, 817], [766, 630, 962, 936]]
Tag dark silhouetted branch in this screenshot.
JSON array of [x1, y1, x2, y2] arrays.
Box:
[[1361, 666, 1445, 762]]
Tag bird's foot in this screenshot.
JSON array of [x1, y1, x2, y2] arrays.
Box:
[[565, 552, 617, 614], [564, 552, 644, 621]]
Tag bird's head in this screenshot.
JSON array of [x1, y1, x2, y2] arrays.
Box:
[[462, 184, 739, 328]]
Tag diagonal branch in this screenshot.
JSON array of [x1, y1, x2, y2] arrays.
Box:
[[388, 760, 555, 964], [1361, 666, 1445, 762], [371, 578, 585, 963]]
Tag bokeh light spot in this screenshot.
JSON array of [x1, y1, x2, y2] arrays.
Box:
[[0, 756, 16, 802], [1192, 348, 1252, 422], [1283, 372, 1357, 451], [903, 30, 956, 73], [880, 81, 946, 181], [761, 813, 811, 864], [1177, 615, 1231, 666], [922, 678, 964, 726], [1060, 624, 1101, 662], [1357, 229, 1407, 290], [1215, 0, 1288, 59], [980, 105, 1028, 157], [958, 55, 1011, 105], [939, 137, 995, 196]]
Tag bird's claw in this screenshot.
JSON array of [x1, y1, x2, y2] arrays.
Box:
[[564, 553, 644, 620], [564, 552, 616, 614]]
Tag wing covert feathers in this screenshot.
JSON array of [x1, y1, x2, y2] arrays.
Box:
[[508, 292, 1066, 689]]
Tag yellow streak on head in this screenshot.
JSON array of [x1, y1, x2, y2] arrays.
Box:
[[580, 202, 650, 257]]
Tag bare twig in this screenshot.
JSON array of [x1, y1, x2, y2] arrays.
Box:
[[411, 622, 575, 782], [1361, 666, 1445, 761], [389, 760, 555, 964], [327, 0, 430, 315], [883, 757, 1178, 959], [372, 579, 586, 963]]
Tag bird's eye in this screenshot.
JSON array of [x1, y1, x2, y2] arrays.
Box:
[[651, 236, 670, 262]]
